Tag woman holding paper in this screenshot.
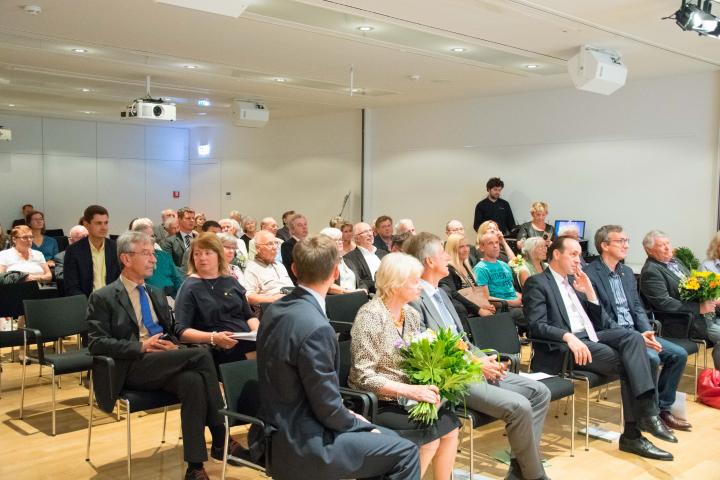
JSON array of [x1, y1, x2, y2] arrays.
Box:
[[174, 232, 259, 369]]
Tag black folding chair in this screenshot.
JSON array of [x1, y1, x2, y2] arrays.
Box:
[[326, 291, 369, 323], [85, 355, 179, 479]]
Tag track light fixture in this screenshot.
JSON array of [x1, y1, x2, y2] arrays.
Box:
[[671, 0, 720, 37]]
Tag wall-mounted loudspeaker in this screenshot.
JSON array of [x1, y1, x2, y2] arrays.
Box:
[[567, 46, 627, 95]]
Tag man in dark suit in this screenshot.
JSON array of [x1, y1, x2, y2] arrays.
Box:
[[275, 210, 294, 242], [11, 203, 34, 228], [280, 213, 308, 284], [64, 205, 121, 297], [405, 232, 551, 480], [53, 225, 88, 281], [639, 230, 720, 371], [87, 230, 243, 480], [373, 215, 393, 252], [250, 235, 420, 480], [343, 222, 388, 292], [524, 236, 676, 461], [586, 226, 691, 431], [162, 206, 196, 269]]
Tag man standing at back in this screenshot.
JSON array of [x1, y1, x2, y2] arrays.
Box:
[[64, 205, 120, 297], [473, 177, 516, 235], [250, 235, 420, 480]]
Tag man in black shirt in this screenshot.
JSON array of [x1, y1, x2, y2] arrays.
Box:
[[473, 177, 516, 234]]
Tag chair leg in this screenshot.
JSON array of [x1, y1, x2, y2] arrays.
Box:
[[161, 406, 168, 443], [469, 415, 474, 479], [694, 350, 699, 399], [222, 415, 230, 480], [51, 366, 56, 436], [19, 350, 28, 419], [583, 379, 590, 451], [570, 393, 575, 457], [125, 399, 132, 479], [85, 376, 94, 461]]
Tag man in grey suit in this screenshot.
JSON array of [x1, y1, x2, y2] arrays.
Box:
[[161, 206, 196, 268], [250, 235, 420, 480], [639, 230, 720, 370], [153, 209, 176, 245], [87, 230, 243, 480], [404, 232, 551, 480], [524, 236, 675, 461], [53, 224, 88, 281]]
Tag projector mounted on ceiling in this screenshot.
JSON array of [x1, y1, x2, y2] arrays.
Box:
[[567, 46, 627, 96], [0, 126, 11, 141], [121, 76, 176, 121], [232, 100, 269, 128]]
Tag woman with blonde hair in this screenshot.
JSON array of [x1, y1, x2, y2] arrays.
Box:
[[174, 233, 258, 368], [440, 233, 495, 319], [517, 236, 548, 289], [700, 231, 720, 273], [516, 201, 555, 249], [476, 220, 515, 263], [349, 252, 459, 479], [0, 225, 52, 282]]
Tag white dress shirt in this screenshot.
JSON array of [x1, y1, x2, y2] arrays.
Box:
[[358, 245, 381, 279]]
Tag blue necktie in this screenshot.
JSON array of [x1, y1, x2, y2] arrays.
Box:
[[432, 291, 458, 333], [137, 285, 163, 336]]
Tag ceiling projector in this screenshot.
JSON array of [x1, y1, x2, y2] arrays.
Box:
[[121, 98, 176, 121], [0, 126, 11, 141]]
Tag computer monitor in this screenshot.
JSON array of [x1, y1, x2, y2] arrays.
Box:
[[554, 220, 586, 239]]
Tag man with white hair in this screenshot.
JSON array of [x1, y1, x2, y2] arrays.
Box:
[[244, 229, 294, 306], [395, 219, 416, 235], [640, 230, 720, 371], [344, 222, 387, 287], [53, 224, 88, 281], [154, 209, 176, 244], [219, 218, 248, 261], [319, 227, 372, 294], [248, 217, 283, 263]]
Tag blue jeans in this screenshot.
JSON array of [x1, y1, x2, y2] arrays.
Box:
[[646, 338, 688, 411]]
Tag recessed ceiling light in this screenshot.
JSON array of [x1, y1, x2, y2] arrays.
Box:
[[526, 64, 539, 69], [81, 88, 92, 92], [273, 77, 287, 83], [197, 99, 211, 107], [357, 26, 374, 32], [72, 48, 88, 53], [184, 65, 199, 69], [197, 112, 207, 116], [450, 47, 466, 53], [8, 104, 15, 107], [23, 5, 42, 15], [351, 88, 363, 93], [80, 111, 95, 114], [408, 74, 422, 81]]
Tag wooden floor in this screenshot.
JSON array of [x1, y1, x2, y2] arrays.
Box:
[[1, 344, 719, 480]]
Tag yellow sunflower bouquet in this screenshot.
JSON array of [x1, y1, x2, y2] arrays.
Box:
[[678, 270, 720, 302]]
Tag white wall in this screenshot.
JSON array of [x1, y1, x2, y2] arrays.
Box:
[[0, 113, 189, 234], [365, 72, 720, 265], [189, 111, 362, 229]]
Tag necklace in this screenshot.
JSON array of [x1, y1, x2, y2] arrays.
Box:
[[203, 277, 220, 291], [382, 299, 405, 329]]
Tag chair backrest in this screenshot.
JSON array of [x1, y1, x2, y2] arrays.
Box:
[[337, 340, 352, 387], [24, 294, 89, 340], [45, 228, 64, 237], [467, 313, 521, 355], [54, 235, 69, 252], [219, 360, 260, 423], [0, 281, 41, 318], [326, 291, 369, 324]]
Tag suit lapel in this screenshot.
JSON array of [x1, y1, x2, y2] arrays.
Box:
[[113, 280, 139, 332], [437, 288, 465, 333], [595, 268, 616, 318], [419, 290, 443, 330], [544, 270, 572, 330]]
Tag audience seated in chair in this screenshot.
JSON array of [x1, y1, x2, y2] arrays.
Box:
[[131, 219, 184, 298], [523, 236, 676, 461], [11, 203, 34, 228], [162, 207, 197, 269], [153, 209, 176, 245], [344, 222, 388, 286], [586, 225, 690, 431], [27, 210, 58, 267], [250, 235, 421, 480], [0, 225, 52, 283], [515, 201, 555, 251], [54, 225, 88, 281], [446, 219, 481, 267], [373, 215, 394, 253], [477, 220, 516, 264], [517, 236, 549, 290], [280, 213, 309, 284], [274, 210, 294, 242], [699, 231, 720, 274], [87, 230, 246, 480], [640, 230, 720, 371], [395, 218, 416, 236], [404, 232, 551, 480], [319, 227, 372, 295], [248, 217, 283, 263], [244, 230, 294, 306]]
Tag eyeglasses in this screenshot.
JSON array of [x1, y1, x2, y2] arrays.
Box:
[[257, 241, 280, 247], [356, 229, 373, 236], [608, 238, 630, 245], [126, 251, 155, 258]]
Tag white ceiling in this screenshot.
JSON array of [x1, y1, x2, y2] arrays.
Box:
[[0, 0, 717, 126]]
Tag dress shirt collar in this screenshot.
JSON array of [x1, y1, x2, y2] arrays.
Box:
[[420, 278, 439, 298], [298, 284, 326, 316], [358, 244, 377, 255], [119, 274, 144, 291], [598, 257, 622, 277]]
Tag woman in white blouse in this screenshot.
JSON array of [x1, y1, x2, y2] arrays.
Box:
[[0, 225, 52, 282]]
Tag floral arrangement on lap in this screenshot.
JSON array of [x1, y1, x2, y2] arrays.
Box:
[[396, 328, 484, 424]]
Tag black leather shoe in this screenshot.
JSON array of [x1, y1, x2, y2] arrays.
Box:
[[210, 439, 251, 467], [638, 415, 678, 443], [619, 435, 673, 461], [504, 459, 523, 480]]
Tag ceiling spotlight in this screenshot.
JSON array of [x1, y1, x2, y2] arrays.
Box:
[[81, 88, 92, 92], [8, 104, 15, 107], [672, 0, 720, 36], [357, 26, 374, 32], [23, 5, 42, 15], [184, 65, 199, 69], [273, 77, 287, 83], [81, 111, 95, 114], [197, 99, 211, 107], [72, 48, 88, 53], [450, 47, 466, 53], [526, 64, 539, 69], [350, 88, 363, 93]]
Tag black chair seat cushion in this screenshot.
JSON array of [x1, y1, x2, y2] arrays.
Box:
[[44, 349, 92, 375], [572, 370, 619, 388], [539, 376, 574, 401], [120, 389, 178, 413]]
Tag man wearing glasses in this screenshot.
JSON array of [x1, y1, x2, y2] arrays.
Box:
[[585, 225, 691, 433], [244, 229, 294, 306]]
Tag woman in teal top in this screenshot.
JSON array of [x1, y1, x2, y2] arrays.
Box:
[[28, 210, 59, 266]]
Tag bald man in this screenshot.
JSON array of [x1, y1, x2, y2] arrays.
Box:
[[248, 217, 283, 262], [244, 230, 294, 306], [54, 225, 89, 281]]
